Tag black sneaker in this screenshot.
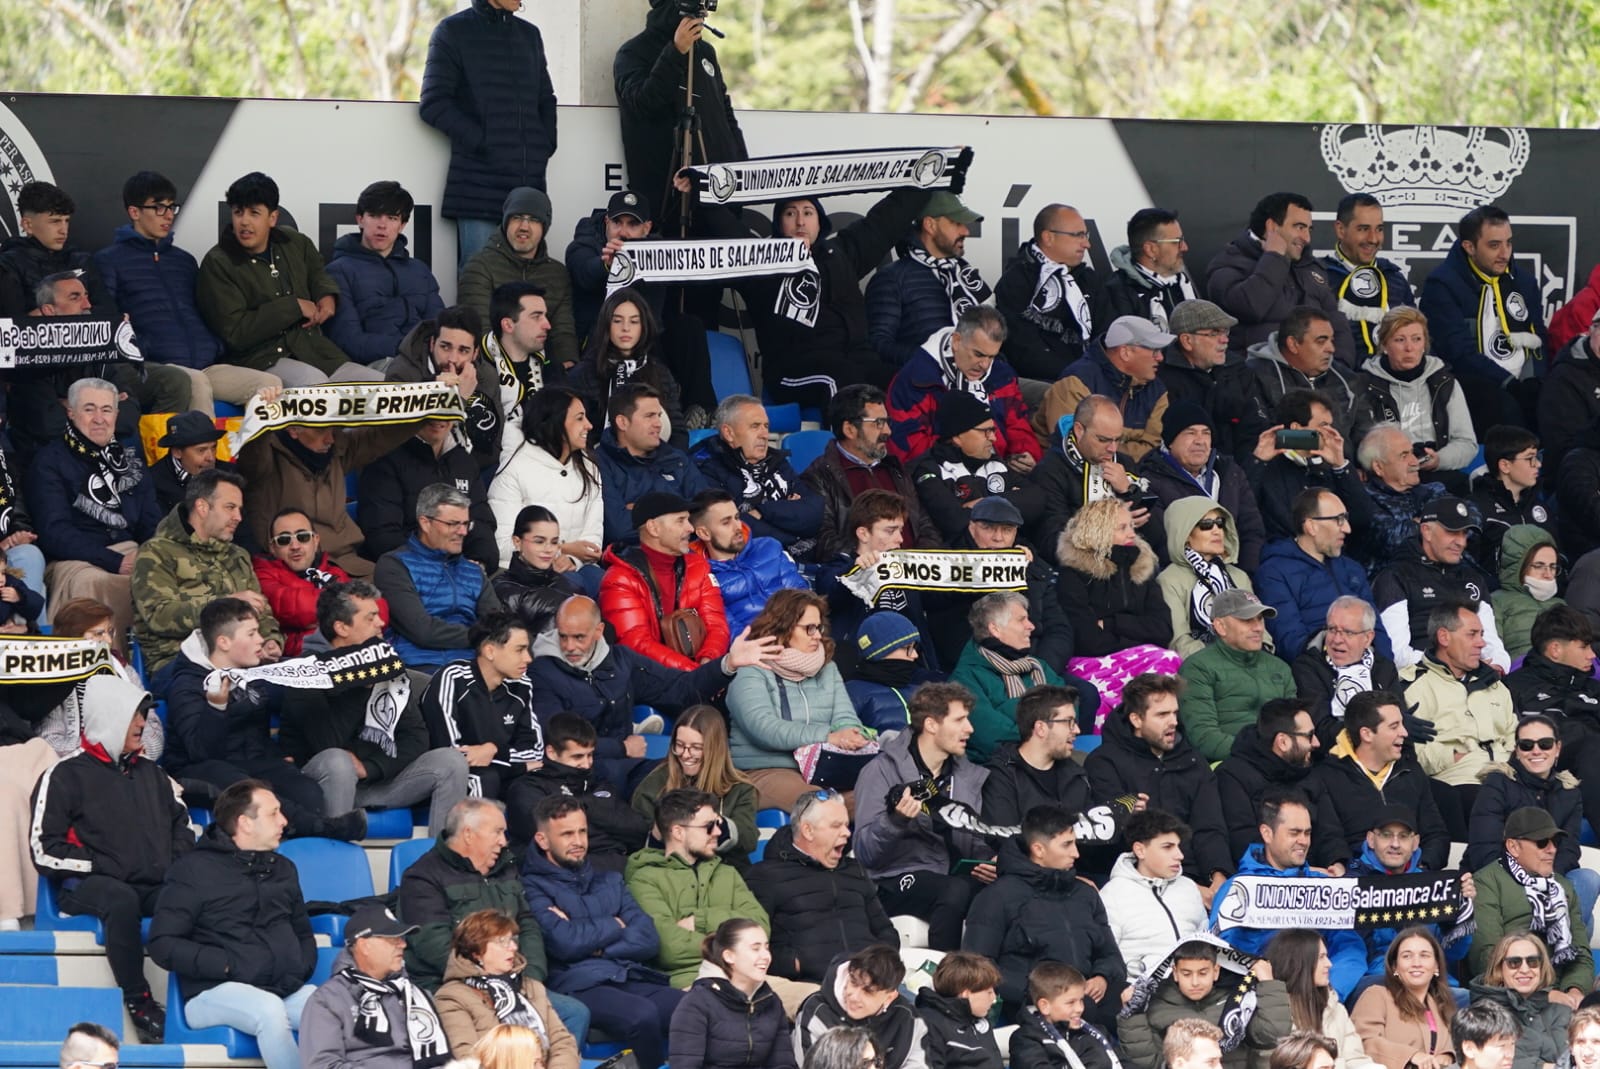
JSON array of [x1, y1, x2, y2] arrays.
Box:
[[125, 990, 165, 1044], [328, 809, 368, 842]]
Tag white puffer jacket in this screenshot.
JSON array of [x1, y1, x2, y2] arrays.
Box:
[[487, 439, 604, 567], [1098, 851, 1208, 980]]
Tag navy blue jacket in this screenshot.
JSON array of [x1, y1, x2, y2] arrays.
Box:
[[27, 440, 161, 572], [1321, 252, 1416, 358], [94, 225, 224, 369], [419, 0, 558, 221], [865, 237, 971, 368], [595, 430, 710, 547], [691, 436, 823, 548], [520, 852, 662, 994], [1420, 242, 1547, 384], [564, 209, 666, 340], [165, 646, 283, 773], [323, 234, 444, 364], [1252, 537, 1385, 662]]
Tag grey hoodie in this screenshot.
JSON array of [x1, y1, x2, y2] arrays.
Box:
[[1245, 332, 1358, 439]]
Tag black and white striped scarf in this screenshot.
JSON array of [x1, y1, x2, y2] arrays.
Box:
[[342, 968, 449, 1067], [1181, 546, 1235, 639], [1504, 853, 1576, 965], [461, 973, 548, 1039]]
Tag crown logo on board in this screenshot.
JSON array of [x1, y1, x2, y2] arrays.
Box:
[[1320, 125, 1530, 209]]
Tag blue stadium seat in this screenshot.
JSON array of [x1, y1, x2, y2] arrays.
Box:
[[34, 877, 152, 946], [781, 429, 832, 473], [1584, 820, 1596, 847], [189, 806, 212, 828], [310, 944, 342, 986], [1076, 734, 1102, 754], [707, 331, 752, 400], [749, 838, 769, 863], [388, 837, 435, 892], [277, 837, 375, 941], [127, 636, 147, 685], [766, 402, 801, 434], [0, 1043, 186, 1068], [365, 807, 416, 839], [756, 808, 790, 829], [164, 971, 262, 1057], [214, 401, 244, 418], [0, 985, 123, 1042], [689, 428, 717, 447], [0, 956, 56, 984], [582, 1040, 628, 1061], [643, 735, 670, 759]]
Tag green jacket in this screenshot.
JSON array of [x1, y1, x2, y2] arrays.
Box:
[[1469, 859, 1594, 993], [197, 225, 349, 373], [456, 233, 578, 367], [1178, 639, 1295, 762], [623, 848, 770, 987], [1489, 524, 1564, 661], [632, 765, 760, 866], [948, 640, 1066, 766], [131, 507, 283, 674], [1119, 975, 1293, 1069]]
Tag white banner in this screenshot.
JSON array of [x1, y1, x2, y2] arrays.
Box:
[[605, 237, 815, 291], [840, 549, 1030, 605], [227, 381, 466, 453], [688, 146, 973, 205], [0, 638, 113, 683]]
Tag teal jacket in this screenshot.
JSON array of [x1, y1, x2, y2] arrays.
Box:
[[949, 640, 1066, 765]]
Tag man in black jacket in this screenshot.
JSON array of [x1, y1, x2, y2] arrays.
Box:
[[150, 411, 237, 517], [30, 675, 189, 1042], [419, 0, 557, 266], [995, 204, 1110, 389], [1026, 394, 1149, 546], [565, 190, 660, 339], [1105, 208, 1199, 329], [1084, 673, 1232, 902], [911, 392, 1038, 546], [1244, 389, 1373, 540], [147, 779, 317, 1069], [982, 685, 1129, 831], [1157, 300, 1247, 456], [1505, 606, 1600, 829], [1214, 699, 1347, 871], [501, 713, 653, 868], [357, 418, 499, 573], [419, 612, 540, 803], [1469, 425, 1552, 570]]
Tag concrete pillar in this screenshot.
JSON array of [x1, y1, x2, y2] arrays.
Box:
[[540, 0, 640, 106]]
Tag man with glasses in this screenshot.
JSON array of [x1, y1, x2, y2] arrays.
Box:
[[1138, 401, 1266, 570], [1036, 315, 1173, 464], [57, 1023, 120, 1069], [1469, 806, 1594, 1008], [983, 685, 1114, 830], [1290, 595, 1402, 748], [1215, 699, 1347, 872], [374, 482, 502, 670], [996, 203, 1109, 391], [253, 508, 387, 656], [1346, 804, 1474, 983], [1107, 208, 1197, 331], [1257, 488, 1384, 663], [1471, 426, 1552, 568], [910, 391, 1039, 544], [95, 170, 282, 415]]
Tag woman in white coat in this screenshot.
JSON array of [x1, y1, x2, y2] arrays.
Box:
[[488, 386, 604, 576]]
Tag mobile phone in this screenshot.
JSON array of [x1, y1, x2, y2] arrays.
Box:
[[1275, 428, 1321, 451], [1137, 494, 1160, 511], [951, 858, 986, 876]]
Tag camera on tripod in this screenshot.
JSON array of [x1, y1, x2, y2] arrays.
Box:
[[676, 0, 717, 17]]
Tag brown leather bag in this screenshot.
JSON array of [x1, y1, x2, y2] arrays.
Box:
[[660, 608, 706, 658]]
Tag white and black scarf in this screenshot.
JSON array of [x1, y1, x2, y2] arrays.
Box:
[[301, 555, 340, 588], [321, 640, 412, 759], [608, 357, 643, 393], [907, 244, 991, 319], [1182, 547, 1235, 639], [63, 423, 144, 529], [1504, 853, 1576, 965], [342, 968, 449, 1067], [461, 974, 547, 1039], [1133, 263, 1197, 330], [1028, 1007, 1122, 1069], [933, 329, 991, 403], [1062, 433, 1121, 504], [0, 447, 19, 538], [1327, 646, 1375, 720], [738, 455, 791, 504], [1122, 934, 1259, 1052], [1023, 241, 1092, 338]]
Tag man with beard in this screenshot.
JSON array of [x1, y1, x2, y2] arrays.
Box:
[[693, 395, 822, 550], [484, 282, 558, 452], [1291, 595, 1402, 748], [982, 685, 1125, 830], [1106, 208, 1198, 329], [149, 411, 236, 516], [995, 203, 1110, 388], [253, 508, 385, 657], [1321, 194, 1416, 359], [1256, 489, 1384, 663], [867, 193, 992, 368], [387, 304, 505, 472], [1214, 699, 1345, 871], [456, 187, 577, 367], [688, 489, 805, 639]]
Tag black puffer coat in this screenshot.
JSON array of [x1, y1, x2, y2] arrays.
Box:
[[1214, 725, 1348, 869], [1466, 761, 1584, 873], [915, 988, 1003, 1069], [492, 555, 582, 637], [668, 975, 797, 1069]]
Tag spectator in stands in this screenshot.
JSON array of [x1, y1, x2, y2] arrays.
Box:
[[1055, 498, 1178, 725], [915, 952, 1005, 1069], [1211, 791, 1367, 999], [280, 581, 470, 835], [1106, 207, 1197, 330], [197, 172, 372, 385], [36, 599, 162, 760], [815, 490, 943, 671], [253, 508, 377, 657], [1321, 194, 1416, 358], [624, 787, 770, 987], [887, 305, 1040, 470], [1100, 810, 1207, 980], [433, 907, 580, 1063], [375, 483, 501, 670], [148, 411, 232, 516], [95, 170, 282, 413], [1350, 929, 1458, 1069], [1373, 497, 1508, 670], [670, 918, 798, 1069], [1009, 961, 1124, 1069], [596, 382, 709, 546], [324, 180, 443, 364], [29, 676, 184, 1042], [299, 904, 450, 1069], [133, 468, 282, 679], [501, 713, 653, 867], [1491, 526, 1564, 660], [1470, 426, 1551, 570], [1247, 389, 1371, 541], [1556, 444, 1600, 560], [727, 589, 865, 810], [853, 682, 991, 950], [1264, 932, 1374, 1068], [599, 490, 730, 669], [996, 203, 1110, 386], [1179, 589, 1294, 761], [805, 384, 942, 561], [1140, 402, 1266, 569], [911, 391, 1040, 544], [28, 377, 159, 643], [695, 395, 822, 549], [166, 597, 363, 841], [1504, 607, 1600, 829], [1243, 308, 1359, 459], [458, 188, 577, 366], [1420, 205, 1545, 433], [522, 796, 681, 1069], [1355, 422, 1448, 568], [148, 780, 316, 1069], [1345, 806, 1473, 982], [1216, 699, 1346, 872], [0, 678, 58, 931], [566, 190, 658, 340], [866, 192, 990, 368], [1351, 308, 1477, 489], [57, 1023, 120, 1069], [746, 789, 899, 983], [0, 546, 42, 633], [632, 706, 760, 868], [1086, 672, 1232, 897], [1205, 192, 1354, 366], [1543, 314, 1600, 477], [981, 685, 1098, 829], [1030, 394, 1151, 541], [388, 306, 507, 471], [794, 945, 927, 1069], [359, 416, 499, 574], [1291, 596, 1401, 746], [1037, 316, 1173, 463], [1157, 499, 1260, 659], [1256, 489, 1381, 663], [0, 414, 42, 607], [570, 288, 687, 447], [949, 591, 1067, 764], [842, 612, 932, 735], [689, 489, 806, 638], [1469, 807, 1594, 1008], [1158, 301, 1248, 454], [482, 281, 560, 453], [1120, 939, 1292, 1069], [965, 803, 1126, 1029], [490, 386, 601, 575], [491, 505, 582, 636], [420, 612, 541, 802], [1467, 936, 1569, 1069]]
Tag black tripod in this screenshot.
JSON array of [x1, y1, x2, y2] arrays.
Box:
[[664, 20, 713, 240]]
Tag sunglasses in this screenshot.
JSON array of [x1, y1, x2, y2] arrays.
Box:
[[272, 530, 315, 546], [1193, 517, 1227, 531], [1516, 737, 1558, 752], [1502, 955, 1540, 970], [1525, 838, 1557, 850]]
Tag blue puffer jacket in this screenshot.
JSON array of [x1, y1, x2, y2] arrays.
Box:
[[1359, 479, 1448, 573], [844, 678, 921, 734], [27, 439, 161, 572], [1252, 537, 1387, 662], [865, 237, 972, 368], [1420, 241, 1548, 384], [323, 234, 444, 364], [93, 225, 223, 369], [595, 430, 711, 547], [692, 437, 824, 548], [1346, 843, 1470, 979], [520, 852, 663, 994], [694, 533, 808, 638], [418, 0, 558, 221], [381, 534, 489, 668]]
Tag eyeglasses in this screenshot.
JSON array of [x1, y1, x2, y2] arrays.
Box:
[[1309, 513, 1352, 527], [1191, 329, 1229, 339], [854, 416, 890, 429], [424, 515, 473, 531], [1285, 729, 1317, 741], [1045, 228, 1089, 240], [1193, 517, 1227, 531], [1047, 717, 1080, 733], [1325, 627, 1373, 640], [138, 202, 181, 217], [678, 820, 722, 834], [1372, 829, 1417, 843], [1514, 451, 1543, 465], [1517, 737, 1558, 752], [1148, 237, 1185, 245], [272, 530, 315, 546], [973, 425, 998, 437], [797, 623, 823, 636], [672, 741, 705, 755], [1502, 955, 1540, 970], [487, 935, 519, 949]]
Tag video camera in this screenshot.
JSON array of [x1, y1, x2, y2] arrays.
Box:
[[676, 0, 717, 15]]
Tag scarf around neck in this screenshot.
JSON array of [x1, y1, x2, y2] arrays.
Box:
[[933, 329, 991, 403], [0, 447, 18, 537], [461, 973, 546, 1037], [1181, 547, 1235, 639], [1063, 432, 1118, 504], [976, 638, 1047, 699], [908, 243, 991, 318], [319, 639, 412, 758], [64, 423, 143, 529], [772, 644, 827, 682], [1023, 241, 1092, 338], [341, 967, 449, 1067], [1032, 1008, 1122, 1069], [1503, 853, 1576, 964], [1327, 646, 1375, 720]]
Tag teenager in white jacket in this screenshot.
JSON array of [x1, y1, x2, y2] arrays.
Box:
[[1099, 810, 1208, 980]]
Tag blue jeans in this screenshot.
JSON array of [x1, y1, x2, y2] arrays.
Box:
[[548, 989, 591, 1046], [456, 218, 500, 269], [1569, 866, 1599, 933], [185, 982, 314, 1069], [7, 542, 44, 626]]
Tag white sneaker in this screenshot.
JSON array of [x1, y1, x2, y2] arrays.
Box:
[[0, 918, 21, 931], [635, 713, 666, 735]]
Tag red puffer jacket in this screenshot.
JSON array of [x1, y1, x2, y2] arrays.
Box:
[[252, 553, 389, 657], [597, 544, 730, 671]]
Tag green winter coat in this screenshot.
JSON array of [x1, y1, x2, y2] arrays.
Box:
[[131, 507, 283, 674], [1489, 524, 1565, 661], [456, 233, 578, 367], [1469, 860, 1595, 994], [1118, 975, 1294, 1069], [197, 225, 349, 373], [1178, 637, 1295, 763], [623, 848, 770, 987], [948, 639, 1066, 766], [1156, 496, 1261, 660]]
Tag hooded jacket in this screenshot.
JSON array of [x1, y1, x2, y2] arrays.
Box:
[[1178, 639, 1296, 764], [689, 527, 808, 639], [1204, 229, 1356, 366], [1035, 344, 1170, 463], [598, 540, 730, 670], [323, 233, 444, 364], [852, 729, 991, 880], [357, 433, 500, 573], [147, 822, 316, 1001], [744, 825, 899, 983], [520, 851, 662, 994], [1468, 862, 1593, 993], [27, 434, 161, 574], [795, 956, 928, 1069], [434, 950, 578, 1064], [914, 988, 1003, 1069], [1549, 264, 1600, 353], [692, 435, 823, 548], [1139, 446, 1266, 571], [886, 332, 1041, 465], [1098, 851, 1208, 982], [623, 848, 770, 987], [1466, 760, 1584, 874], [1465, 980, 1571, 1069], [1054, 525, 1170, 657], [374, 533, 501, 670], [1351, 353, 1476, 471], [671, 974, 797, 1069], [418, 0, 558, 221], [865, 234, 986, 369], [595, 429, 711, 546], [1400, 655, 1516, 786], [1243, 334, 1359, 447], [0, 234, 113, 316], [995, 242, 1111, 381], [963, 838, 1127, 1011], [564, 209, 668, 339], [1306, 734, 1450, 871], [802, 439, 943, 562], [1118, 968, 1293, 1069], [456, 232, 577, 367], [164, 629, 283, 773], [196, 224, 348, 372], [948, 639, 1068, 766], [398, 838, 548, 991], [488, 438, 605, 567], [1254, 537, 1382, 663], [1155, 497, 1258, 659], [29, 675, 190, 889], [1538, 332, 1600, 474], [94, 224, 224, 369], [1419, 241, 1547, 385], [1106, 244, 1196, 329], [491, 555, 582, 638], [1215, 725, 1348, 868], [1489, 525, 1564, 660]]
